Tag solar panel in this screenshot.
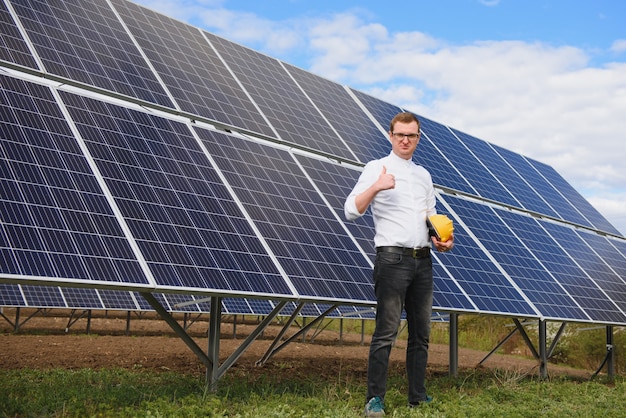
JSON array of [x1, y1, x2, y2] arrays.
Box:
[[0, 1, 38, 69], [413, 123, 477, 195], [431, 198, 538, 317], [98, 288, 141, 310], [196, 128, 375, 303], [488, 142, 560, 218], [204, 31, 354, 161], [542, 223, 626, 316], [109, 0, 276, 139], [293, 154, 376, 259], [495, 208, 626, 324], [442, 194, 588, 321], [59, 90, 292, 298], [431, 262, 477, 312], [0, 74, 149, 287], [607, 237, 626, 266], [9, 0, 173, 107], [451, 128, 561, 215], [349, 88, 404, 131], [0, 284, 24, 306], [284, 63, 386, 164], [59, 287, 104, 309], [527, 158, 620, 235], [420, 117, 519, 207], [20, 284, 66, 307]]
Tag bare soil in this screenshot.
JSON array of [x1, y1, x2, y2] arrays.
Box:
[[0, 309, 591, 380]]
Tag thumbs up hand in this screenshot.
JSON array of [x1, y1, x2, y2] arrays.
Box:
[[377, 166, 396, 191]]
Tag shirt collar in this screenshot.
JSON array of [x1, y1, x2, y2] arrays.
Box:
[[387, 151, 413, 167]]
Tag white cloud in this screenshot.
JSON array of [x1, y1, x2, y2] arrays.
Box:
[[610, 39, 626, 53]]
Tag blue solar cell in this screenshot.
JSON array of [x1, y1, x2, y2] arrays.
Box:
[[0, 75, 148, 286], [544, 225, 626, 316], [61, 287, 104, 309], [294, 155, 376, 260], [443, 195, 587, 321], [110, 0, 276, 139], [527, 158, 620, 234], [430, 202, 536, 316], [204, 31, 354, 161], [285, 63, 386, 164], [496, 209, 626, 324], [21, 285, 65, 307], [349, 88, 403, 133], [413, 125, 476, 195], [0, 284, 25, 306], [97, 289, 140, 311], [0, 2, 38, 69], [421, 120, 519, 207], [451, 128, 567, 216], [197, 129, 374, 303], [431, 263, 477, 312], [609, 237, 626, 263], [489, 143, 560, 218], [60, 90, 291, 297], [9, 0, 173, 107]]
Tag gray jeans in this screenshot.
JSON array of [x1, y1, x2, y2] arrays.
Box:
[[366, 251, 433, 404]]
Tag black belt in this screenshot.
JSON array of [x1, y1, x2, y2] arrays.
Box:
[[376, 246, 431, 259]]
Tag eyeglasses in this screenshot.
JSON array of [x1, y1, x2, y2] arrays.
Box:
[[392, 132, 420, 141]]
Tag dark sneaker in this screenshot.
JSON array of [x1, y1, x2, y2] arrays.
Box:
[[408, 395, 433, 408], [364, 396, 385, 417]]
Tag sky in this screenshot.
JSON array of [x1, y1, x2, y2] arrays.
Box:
[[133, 0, 626, 235]]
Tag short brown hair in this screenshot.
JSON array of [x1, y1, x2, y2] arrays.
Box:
[[389, 112, 420, 132]]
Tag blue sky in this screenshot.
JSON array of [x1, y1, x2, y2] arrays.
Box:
[[134, 0, 626, 235]]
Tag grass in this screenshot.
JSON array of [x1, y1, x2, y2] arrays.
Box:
[[2, 365, 625, 417]]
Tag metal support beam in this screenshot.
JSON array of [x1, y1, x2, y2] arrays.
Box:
[[257, 302, 305, 366], [217, 300, 289, 379], [479, 319, 523, 366], [207, 296, 222, 390], [449, 312, 458, 377], [140, 292, 212, 371], [547, 322, 567, 358], [257, 304, 339, 365], [513, 318, 540, 360], [538, 319, 547, 379], [607, 325, 615, 379], [593, 325, 615, 380]]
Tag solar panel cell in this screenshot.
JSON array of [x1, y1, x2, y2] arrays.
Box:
[[60, 91, 292, 297], [9, 0, 173, 107], [0, 2, 38, 68], [205, 32, 354, 160], [110, 0, 276, 139]]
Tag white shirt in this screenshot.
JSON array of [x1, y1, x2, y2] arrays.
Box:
[[344, 152, 436, 248]]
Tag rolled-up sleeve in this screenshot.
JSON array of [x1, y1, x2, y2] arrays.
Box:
[[344, 193, 360, 220], [344, 161, 380, 221]]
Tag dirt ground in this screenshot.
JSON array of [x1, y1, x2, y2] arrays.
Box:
[[0, 309, 591, 380]]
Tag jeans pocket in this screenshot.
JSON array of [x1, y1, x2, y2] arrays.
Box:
[[375, 252, 402, 265]]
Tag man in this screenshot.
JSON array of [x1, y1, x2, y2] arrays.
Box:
[[344, 112, 454, 417]]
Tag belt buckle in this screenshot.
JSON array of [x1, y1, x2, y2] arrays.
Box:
[[412, 248, 418, 258]]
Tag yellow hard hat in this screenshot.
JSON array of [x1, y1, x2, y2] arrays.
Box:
[[427, 214, 454, 242]]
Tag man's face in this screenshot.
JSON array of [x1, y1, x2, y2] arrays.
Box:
[[389, 120, 420, 160]]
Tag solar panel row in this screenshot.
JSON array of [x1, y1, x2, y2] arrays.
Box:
[[1, 0, 626, 326]]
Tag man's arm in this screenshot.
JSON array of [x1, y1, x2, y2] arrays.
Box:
[[345, 165, 395, 220]]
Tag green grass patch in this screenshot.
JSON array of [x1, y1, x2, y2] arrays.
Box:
[[2, 366, 625, 417]]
